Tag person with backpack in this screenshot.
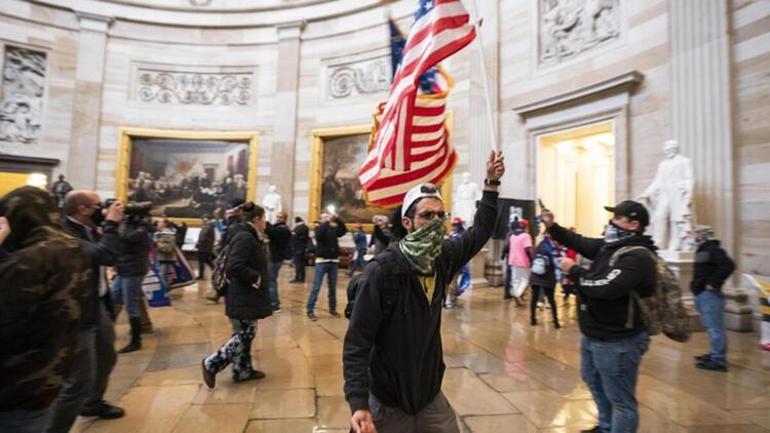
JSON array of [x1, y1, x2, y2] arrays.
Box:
[[690, 225, 735, 372], [529, 233, 561, 328], [207, 199, 246, 303], [343, 151, 504, 433], [542, 200, 656, 433], [201, 202, 272, 387]]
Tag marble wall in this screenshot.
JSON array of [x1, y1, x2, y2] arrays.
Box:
[[0, 0, 767, 274]]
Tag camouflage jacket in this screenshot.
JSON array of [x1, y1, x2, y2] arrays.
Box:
[[0, 226, 91, 411]]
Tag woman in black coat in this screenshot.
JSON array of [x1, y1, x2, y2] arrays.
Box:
[[201, 202, 272, 387]]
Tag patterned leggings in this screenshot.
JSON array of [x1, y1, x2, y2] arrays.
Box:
[[204, 320, 256, 379]]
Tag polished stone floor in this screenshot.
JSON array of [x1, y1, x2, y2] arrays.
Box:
[[73, 267, 770, 433]]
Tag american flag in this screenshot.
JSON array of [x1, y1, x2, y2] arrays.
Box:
[[359, 0, 476, 207]]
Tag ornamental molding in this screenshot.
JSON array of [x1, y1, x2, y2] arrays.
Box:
[[0, 44, 47, 145], [538, 0, 622, 67], [132, 62, 257, 106], [324, 53, 391, 100]]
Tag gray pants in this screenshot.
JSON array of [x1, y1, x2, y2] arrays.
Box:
[[369, 392, 460, 433], [46, 306, 117, 433]]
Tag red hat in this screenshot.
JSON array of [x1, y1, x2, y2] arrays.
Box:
[[452, 216, 464, 225], [519, 218, 529, 228], [355, 223, 364, 229]]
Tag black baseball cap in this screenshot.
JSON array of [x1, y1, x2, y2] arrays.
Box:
[[604, 200, 649, 228]]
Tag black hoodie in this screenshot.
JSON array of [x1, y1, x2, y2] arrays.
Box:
[[548, 223, 657, 341], [691, 239, 735, 295]]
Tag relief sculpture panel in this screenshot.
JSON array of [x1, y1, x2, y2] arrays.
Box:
[[0, 45, 47, 145], [136, 67, 255, 106], [539, 0, 621, 67], [327, 56, 390, 100]]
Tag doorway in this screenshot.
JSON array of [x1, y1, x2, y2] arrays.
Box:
[[537, 121, 615, 237]]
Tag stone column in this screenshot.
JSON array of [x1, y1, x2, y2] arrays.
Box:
[[271, 22, 305, 217], [669, 0, 735, 257], [467, 1, 500, 286], [66, 12, 112, 190]]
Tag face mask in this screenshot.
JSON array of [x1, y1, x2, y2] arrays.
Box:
[[603, 220, 636, 244], [399, 217, 447, 274], [90, 205, 105, 227]]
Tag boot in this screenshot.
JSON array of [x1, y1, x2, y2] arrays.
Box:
[[118, 317, 142, 353]]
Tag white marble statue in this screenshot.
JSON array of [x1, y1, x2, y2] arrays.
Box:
[[262, 185, 283, 224], [637, 139, 695, 251], [453, 172, 482, 227]]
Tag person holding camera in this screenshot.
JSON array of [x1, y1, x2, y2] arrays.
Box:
[[542, 201, 656, 433], [154, 218, 177, 290], [44, 191, 126, 432], [306, 210, 347, 321], [0, 187, 91, 433], [201, 202, 272, 387], [111, 209, 152, 354]]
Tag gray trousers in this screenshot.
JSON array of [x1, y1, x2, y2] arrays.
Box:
[[369, 392, 460, 433], [46, 306, 117, 433]]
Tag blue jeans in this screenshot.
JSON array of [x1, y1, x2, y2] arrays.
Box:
[[111, 275, 144, 318], [349, 250, 366, 275], [695, 290, 727, 365], [581, 332, 650, 433], [269, 261, 282, 310], [0, 407, 52, 433], [307, 262, 338, 314]]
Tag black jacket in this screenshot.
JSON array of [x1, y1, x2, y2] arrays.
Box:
[[369, 225, 392, 255], [292, 223, 310, 254], [691, 240, 735, 295], [218, 217, 247, 252], [225, 224, 273, 321], [266, 222, 293, 262], [548, 223, 656, 341], [314, 218, 347, 259], [115, 222, 150, 277], [63, 218, 120, 327], [196, 223, 216, 253], [529, 239, 558, 288], [343, 190, 498, 415]]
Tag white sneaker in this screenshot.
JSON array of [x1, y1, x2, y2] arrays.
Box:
[[273, 309, 283, 314]]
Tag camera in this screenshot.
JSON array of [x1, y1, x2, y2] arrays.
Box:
[[103, 199, 152, 224]]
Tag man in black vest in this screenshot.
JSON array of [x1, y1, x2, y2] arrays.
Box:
[[290, 217, 310, 283]]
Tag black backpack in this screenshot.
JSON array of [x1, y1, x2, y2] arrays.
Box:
[[211, 243, 231, 297], [345, 257, 399, 319]]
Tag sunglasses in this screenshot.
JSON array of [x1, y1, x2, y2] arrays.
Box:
[[416, 210, 447, 220]]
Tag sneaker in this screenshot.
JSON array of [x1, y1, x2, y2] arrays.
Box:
[[580, 426, 602, 433], [307, 312, 318, 321], [201, 359, 216, 389], [233, 369, 266, 383], [80, 401, 125, 419], [444, 301, 456, 309], [273, 308, 283, 314], [330, 311, 341, 318], [537, 301, 544, 310], [696, 359, 728, 372], [694, 353, 711, 362]]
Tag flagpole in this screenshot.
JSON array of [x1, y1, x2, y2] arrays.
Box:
[[468, 0, 499, 153]]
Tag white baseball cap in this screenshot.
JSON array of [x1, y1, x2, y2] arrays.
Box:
[[402, 183, 443, 218]]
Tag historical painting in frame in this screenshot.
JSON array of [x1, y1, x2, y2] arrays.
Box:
[[116, 128, 258, 226], [309, 125, 452, 232]]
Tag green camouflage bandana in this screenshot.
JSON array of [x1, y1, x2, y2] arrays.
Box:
[[399, 217, 447, 275]]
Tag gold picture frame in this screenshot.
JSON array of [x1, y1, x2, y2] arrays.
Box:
[[116, 127, 258, 227], [308, 123, 452, 233]]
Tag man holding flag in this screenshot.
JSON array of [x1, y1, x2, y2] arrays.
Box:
[[344, 1, 493, 430]]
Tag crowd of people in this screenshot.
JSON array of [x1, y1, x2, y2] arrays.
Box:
[[1, 148, 766, 433]]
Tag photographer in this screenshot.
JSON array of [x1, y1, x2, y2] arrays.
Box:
[[111, 204, 152, 354], [45, 191, 126, 433]]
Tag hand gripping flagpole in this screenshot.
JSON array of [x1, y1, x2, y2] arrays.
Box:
[[468, 0, 499, 153]]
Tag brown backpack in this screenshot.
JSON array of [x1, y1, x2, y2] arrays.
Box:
[[611, 246, 691, 342]]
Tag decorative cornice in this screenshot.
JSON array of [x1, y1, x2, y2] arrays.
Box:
[[277, 20, 307, 40], [76, 12, 114, 33], [513, 71, 643, 118]]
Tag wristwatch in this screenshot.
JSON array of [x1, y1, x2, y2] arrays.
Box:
[[484, 178, 501, 187]]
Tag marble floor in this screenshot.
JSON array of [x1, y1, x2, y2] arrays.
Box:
[[73, 268, 770, 433]]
